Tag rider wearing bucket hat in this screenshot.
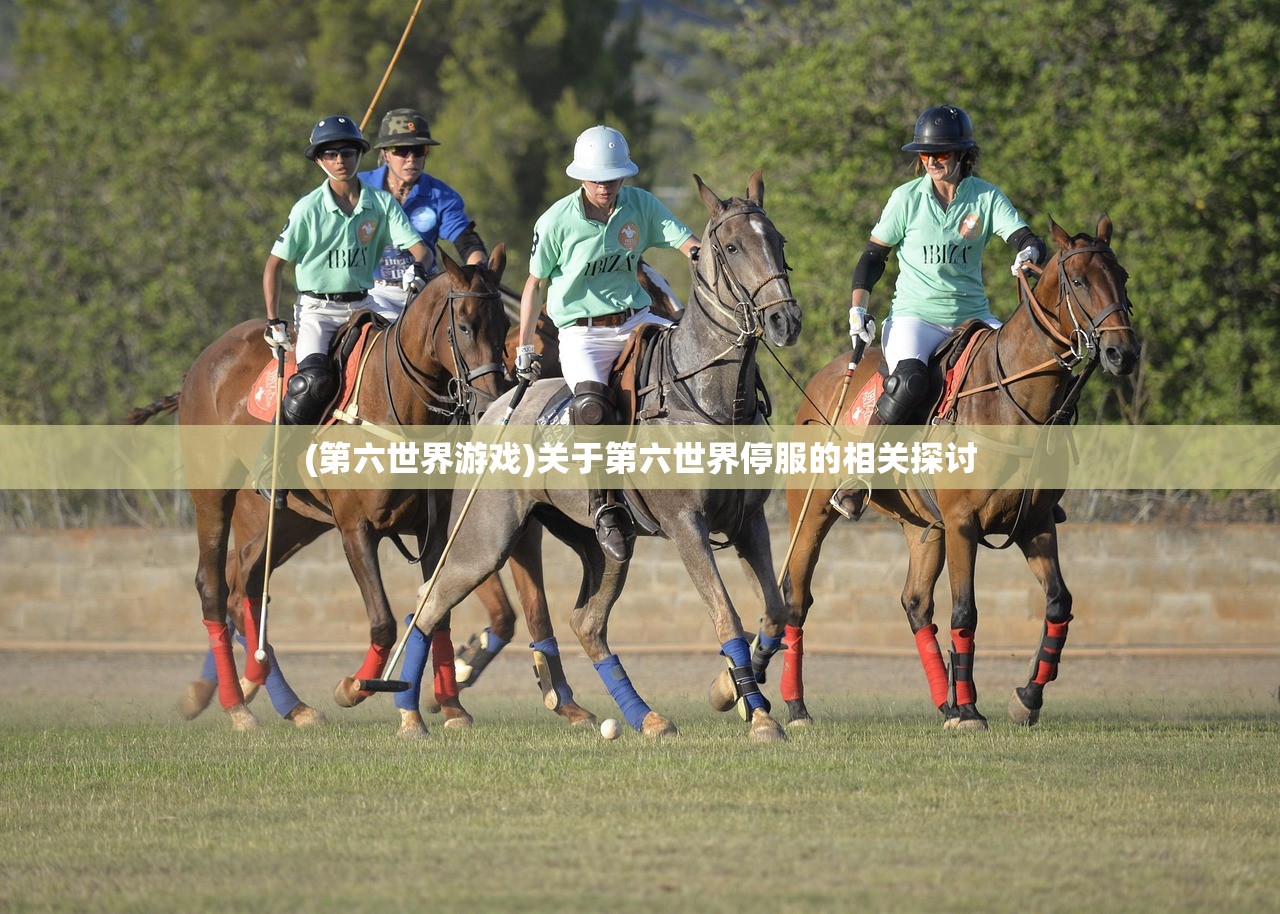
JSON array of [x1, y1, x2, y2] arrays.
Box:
[[515, 125, 702, 561], [258, 114, 431, 507], [836, 104, 1047, 519], [358, 108, 489, 317]]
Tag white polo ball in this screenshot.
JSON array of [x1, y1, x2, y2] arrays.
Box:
[[600, 718, 622, 740], [254, 649, 267, 663]]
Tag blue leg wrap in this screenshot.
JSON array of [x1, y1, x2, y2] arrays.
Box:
[[394, 614, 430, 711], [234, 633, 302, 717], [530, 638, 575, 705], [756, 631, 782, 653], [200, 647, 217, 682], [593, 654, 651, 731], [722, 636, 767, 713], [482, 627, 510, 655]]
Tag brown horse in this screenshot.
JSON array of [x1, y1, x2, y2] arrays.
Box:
[[764, 215, 1138, 730], [132, 248, 598, 732]]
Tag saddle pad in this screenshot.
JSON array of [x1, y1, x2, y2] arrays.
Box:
[[246, 324, 375, 424], [845, 374, 885, 427], [936, 331, 986, 420]]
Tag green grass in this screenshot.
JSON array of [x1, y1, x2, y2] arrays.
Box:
[[2, 688, 1278, 913]]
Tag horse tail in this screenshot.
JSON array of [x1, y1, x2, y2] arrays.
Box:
[[125, 391, 180, 425]]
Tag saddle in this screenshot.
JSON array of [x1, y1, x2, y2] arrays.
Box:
[[247, 310, 389, 423], [611, 321, 669, 430]]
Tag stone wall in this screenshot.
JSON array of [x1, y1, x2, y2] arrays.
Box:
[[2, 524, 1277, 653]]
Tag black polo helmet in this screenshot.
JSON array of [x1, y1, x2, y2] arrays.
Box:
[[901, 105, 975, 153], [304, 115, 370, 160]]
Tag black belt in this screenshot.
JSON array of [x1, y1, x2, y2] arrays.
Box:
[[303, 291, 367, 302], [573, 307, 645, 328]]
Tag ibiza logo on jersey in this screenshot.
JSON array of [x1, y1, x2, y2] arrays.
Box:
[[958, 213, 982, 239], [357, 219, 379, 246], [617, 222, 640, 251]]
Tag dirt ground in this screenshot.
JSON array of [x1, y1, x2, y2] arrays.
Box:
[[2, 647, 1276, 726]]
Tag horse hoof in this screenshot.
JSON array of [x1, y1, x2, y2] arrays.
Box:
[[786, 715, 814, 729], [708, 670, 736, 713], [641, 711, 679, 738], [226, 702, 258, 731], [397, 711, 430, 740], [942, 704, 989, 731], [557, 701, 598, 728], [442, 711, 474, 730], [749, 709, 788, 743], [177, 679, 216, 720], [239, 678, 260, 705], [333, 676, 367, 708], [784, 698, 813, 728], [1008, 691, 1041, 727], [286, 704, 327, 729]]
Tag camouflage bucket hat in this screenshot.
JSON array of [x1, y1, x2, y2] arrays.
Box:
[[374, 108, 441, 149]]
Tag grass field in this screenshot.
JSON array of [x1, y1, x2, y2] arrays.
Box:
[[1, 650, 1277, 913]]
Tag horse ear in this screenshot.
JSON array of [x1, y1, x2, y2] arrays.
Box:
[[439, 247, 465, 283], [746, 169, 764, 208], [488, 242, 507, 281], [1047, 214, 1072, 251], [1096, 213, 1113, 246], [694, 173, 724, 216]]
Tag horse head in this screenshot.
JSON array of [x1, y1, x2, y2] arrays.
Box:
[[1040, 215, 1140, 377], [408, 245, 511, 422], [691, 170, 801, 348]]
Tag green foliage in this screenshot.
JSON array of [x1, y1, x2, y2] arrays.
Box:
[[688, 0, 1280, 425]]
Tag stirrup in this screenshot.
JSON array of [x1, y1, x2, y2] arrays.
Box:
[[829, 477, 870, 521]]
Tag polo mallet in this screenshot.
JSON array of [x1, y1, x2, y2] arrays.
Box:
[[359, 0, 424, 133], [358, 377, 533, 692], [255, 342, 289, 663], [776, 337, 866, 589]]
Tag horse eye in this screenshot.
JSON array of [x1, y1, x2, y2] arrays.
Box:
[[1072, 278, 1085, 288], [725, 243, 739, 254]]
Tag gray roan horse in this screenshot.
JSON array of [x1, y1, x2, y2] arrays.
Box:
[[405, 170, 803, 741]]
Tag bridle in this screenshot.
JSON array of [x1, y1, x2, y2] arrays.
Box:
[[691, 204, 796, 347], [383, 280, 507, 426]]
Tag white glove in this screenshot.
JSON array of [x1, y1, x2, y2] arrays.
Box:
[[848, 306, 876, 345], [264, 319, 291, 353], [514, 344, 542, 383], [1011, 246, 1038, 276], [401, 261, 429, 295]]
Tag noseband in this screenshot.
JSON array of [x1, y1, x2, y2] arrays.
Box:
[[693, 204, 796, 344], [1022, 244, 1133, 369]]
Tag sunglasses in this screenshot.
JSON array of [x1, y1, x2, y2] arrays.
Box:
[[387, 146, 427, 158], [318, 147, 360, 161], [918, 150, 955, 163]]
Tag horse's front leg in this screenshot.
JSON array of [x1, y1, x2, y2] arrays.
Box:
[[332, 523, 399, 709], [1009, 521, 1072, 727], [943, 525, 987, 730]]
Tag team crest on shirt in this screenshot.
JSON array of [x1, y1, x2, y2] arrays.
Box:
[[617, 222, 640, 251], [357, 219, 379, 245], [958, 213, 982, 239]]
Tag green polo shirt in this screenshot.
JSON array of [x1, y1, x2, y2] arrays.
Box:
[[271, 179, 421, 293], [871, 175, 1027, 325], [529, 185, 693, 328]]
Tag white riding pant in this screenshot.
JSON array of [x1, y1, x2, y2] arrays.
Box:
[[293, 291, 394, 364], [558, 307, 672, 392], [881, 314, 1001, 373], [367, 282, 411, 321]]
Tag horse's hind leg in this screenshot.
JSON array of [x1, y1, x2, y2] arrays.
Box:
[[774, 483, 842, 726], [190, 488, 256, 731], [1009, 524, 1072, 727], [941, 526, 987, 730], [452, 572, 517, 689]]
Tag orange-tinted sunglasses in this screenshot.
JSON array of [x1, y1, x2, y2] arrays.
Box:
[[918, 150, 954, 163]]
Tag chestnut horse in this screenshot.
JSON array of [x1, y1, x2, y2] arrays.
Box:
[[131, 249, 597, 732], [760, 216, 1138, 730]]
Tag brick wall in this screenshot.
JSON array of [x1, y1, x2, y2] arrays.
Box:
[[2, 524, 1277, 652]]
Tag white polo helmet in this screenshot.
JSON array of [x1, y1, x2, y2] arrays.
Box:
[[565, 125, 638, 181]]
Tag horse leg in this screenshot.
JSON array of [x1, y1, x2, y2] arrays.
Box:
[[510, 522, 595, 727], [331, 523, 399, 709], [942, 526, 987, 731], [1009, 523, 1073, 726], [775, 484, 842, 726], [898, 525, 949, 722], [190, 488, 255, 731], [452, 573, 515, 689]]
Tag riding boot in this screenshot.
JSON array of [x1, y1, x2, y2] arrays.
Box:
[[591, 488, 635, 563]]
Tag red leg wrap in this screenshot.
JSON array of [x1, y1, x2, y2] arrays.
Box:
[[432, 629, 460, 701], [780, 625, 804, 702], [1033, 616, 1072, 685], [241, 597, 268, 685], [355, 643, 391, 694], [951, 628, 976, 706], [203, 620, 245, 709], [914, 623, 948, 708]]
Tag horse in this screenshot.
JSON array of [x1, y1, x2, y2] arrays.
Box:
[[761, 215, 1138, 730], [130, 248, 597, 733], [394, 169, 803, 742]]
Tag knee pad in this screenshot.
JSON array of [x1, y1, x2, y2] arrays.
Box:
[[570, 380, 616, 427], [876, 358, 929, 424], [282, 354, 338, 425]]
